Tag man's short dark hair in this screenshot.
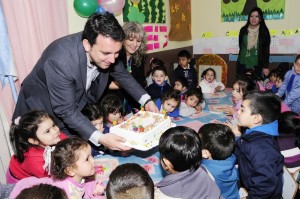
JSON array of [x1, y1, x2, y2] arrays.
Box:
[[244, 91, 281, 124], [82, 12, 125, 45], [159, 126, 202, 172], [199, 123, 235, 160], [106, 163, 154, 199]]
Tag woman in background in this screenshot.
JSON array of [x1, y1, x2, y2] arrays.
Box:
[[107, 22, 147, 114], [237, 7, 270, 77]]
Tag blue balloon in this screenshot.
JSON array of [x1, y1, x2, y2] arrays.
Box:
[[96, 6, 106, 14]]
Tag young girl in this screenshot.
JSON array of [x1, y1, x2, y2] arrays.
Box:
[[10, 136, 105, 199], [277, 111, 300, 174], [155, 90, 180, 117], [179, 87, 206, 117], [7, 110, 67, 184], [199, 68, 225, 93], [146, 65, 172, 100], [222, 77, 257, 122], [100, 94, 124, 128], [145, 58, 170, 87], [265, 69, 278, 90], [277, 55, 300, 115]]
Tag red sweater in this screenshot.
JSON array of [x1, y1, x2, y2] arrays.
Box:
[[9, 132, 67, 180]]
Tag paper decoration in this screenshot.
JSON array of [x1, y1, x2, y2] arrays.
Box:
[[147, 44, 154, 51], [153, 35, 159, 41], [147, 35, 153, 41], [221, 0, 285, 22], [168, 0, 191, 41], [270, 29, 279, 36], [144, 26, 153, 32], [295, 29, 300, 34], [160, 26, 167, 32], [154, 43, 160, 49], [123, 0, 166, 23], [201, 32, 213, 38], [281, 29, 294, 36], [225, 30, 239, 37], [163, 35, 168, 48]]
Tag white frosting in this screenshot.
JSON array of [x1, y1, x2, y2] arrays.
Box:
[[110, 111, 173, 150]]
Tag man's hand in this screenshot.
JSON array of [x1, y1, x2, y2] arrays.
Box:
[[99, 133, 131, 151], [145, 101, 159, 113]]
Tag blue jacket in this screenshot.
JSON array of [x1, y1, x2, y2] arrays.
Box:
[[146, 81, 172, 100], [155, 98, 179, 117], [235, 121, 284, 199], [202, 155, 239, 199]]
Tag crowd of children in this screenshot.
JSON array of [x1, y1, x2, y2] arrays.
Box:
[[3, 51, 300, 198]]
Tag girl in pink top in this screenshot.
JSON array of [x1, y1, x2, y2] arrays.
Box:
[[10, 137, 105, 199]]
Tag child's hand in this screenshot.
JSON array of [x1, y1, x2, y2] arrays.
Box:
[[117, 117, 124, 124], [195, 105, 202, 112], [222, 107, 234, 115], [224, 121, 241, 137], [214, 86, 222, 92], [93, 181, 105, 196]]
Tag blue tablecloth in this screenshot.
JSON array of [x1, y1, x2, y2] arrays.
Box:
[[95, 90, 233, 183]]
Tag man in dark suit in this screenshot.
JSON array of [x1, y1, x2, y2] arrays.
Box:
[[12, 12, 158, 151]]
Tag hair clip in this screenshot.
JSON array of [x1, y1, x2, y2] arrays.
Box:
[[43, 146, 56, 175], [14, 116, 21, 126]]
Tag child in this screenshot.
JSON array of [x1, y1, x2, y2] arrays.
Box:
[[272, 72, 284, 94], [199, 68, 225, 93], [260, 66, 270, 87], [145, 58, 170, 87], [146, 65, 172, 100], [10, 136, 105, 199], [100, 94, 124, 128], [155, 126, 222, 198], [155, 90, 180, 117], [235, 91, 284, 198], [265, 69, 278, 91], [173, 50, 198, 88], [82, 103, 110, 156], [106, 163, 154, 199], [7, 110, 67, 183], [15, 184, 68, 199], [222, 77, 257, 122], [199, 123, 239, 199], [276, 55, 300, 115], [179, 87, 205, 117], [174, 77, 188, 101], [277, 111, 300, 174]]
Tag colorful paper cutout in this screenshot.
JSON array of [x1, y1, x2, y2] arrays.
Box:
[[144, 26, 153, 32], [147, 44, 153, 51], [147, 35, 153, 41], [153, 35, 159, 41], [270, 29, 279, 36], [154, 43, 160, 49], [160, 26, 167, 32], [225, 30, 239, 37], [155, 26, 159, 32], [201, 32, 213, 38]]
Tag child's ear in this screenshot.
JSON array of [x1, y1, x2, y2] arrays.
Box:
[[253, 114, 263, 124], [202, 149, 212, 159], [162, 158, 174, 171], [65, 166, 75, 177], [28, 138, 39, 145]]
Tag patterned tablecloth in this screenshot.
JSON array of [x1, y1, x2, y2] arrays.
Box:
[[94, 89, 233, 184]]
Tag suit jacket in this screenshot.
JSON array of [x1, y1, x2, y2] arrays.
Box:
[[13, 32, 147, 139]]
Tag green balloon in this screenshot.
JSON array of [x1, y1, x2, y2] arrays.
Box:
[[74, 0, 99, 18]]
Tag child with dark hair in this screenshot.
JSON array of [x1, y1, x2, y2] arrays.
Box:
[[277, 111, 300, 173], [100, 94, 124, 128], [155, 126, 221, 199], [155, 90, 180, 117], [82, 103, 110, 156], [265, 69, 278, 91], [199, 123, 239, 199], [10, 136, 105, 199], [173, 50, 198, 88], [199, 68, 225, 93], [146, 65, 172, 100], [106, 163, 154, 199], [276, 55, 300, 115], [260, 66, 270, 87], [146, 58, 170, 87], [174, 77, 188, 101], [15, 184, 68, 199], [234, 91, 284, 198], [7, 110, 67, 183], [179, 87, 205, 116], [272, 72, 285, 94]]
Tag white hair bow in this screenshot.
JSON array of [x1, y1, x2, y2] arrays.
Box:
[[43, 146, 55, 175]]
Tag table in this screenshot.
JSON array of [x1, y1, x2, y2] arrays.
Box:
[[94, 90, 233, 183]]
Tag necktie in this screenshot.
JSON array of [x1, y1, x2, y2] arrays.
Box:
[[286, 74, 295, 92]]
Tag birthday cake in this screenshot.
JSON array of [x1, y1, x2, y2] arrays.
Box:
[[110, 111, 174, 150]]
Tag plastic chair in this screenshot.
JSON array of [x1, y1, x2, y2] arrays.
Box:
[[196, 54, 228, 86]]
